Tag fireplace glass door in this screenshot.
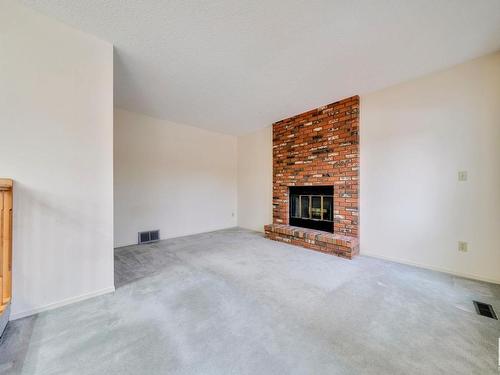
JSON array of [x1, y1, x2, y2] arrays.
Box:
[[289, 186, 333, 232]]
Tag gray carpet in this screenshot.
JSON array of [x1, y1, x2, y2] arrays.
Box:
[[1, 228, 499, 374]]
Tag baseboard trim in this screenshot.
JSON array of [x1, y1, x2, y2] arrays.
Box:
[[114, 225, 239, 249], [10, 286, 116, 321], [361, 252, 500, 285]]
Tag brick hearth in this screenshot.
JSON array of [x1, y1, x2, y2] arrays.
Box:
[[265, 96, 359, 258], [264, 224, 359, 259]]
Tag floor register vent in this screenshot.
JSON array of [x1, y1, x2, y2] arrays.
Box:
[[473, 301, 497, 320], [138, 230, 160, 244]]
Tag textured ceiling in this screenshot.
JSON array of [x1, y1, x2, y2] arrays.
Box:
[[22, 0, 500, 135]]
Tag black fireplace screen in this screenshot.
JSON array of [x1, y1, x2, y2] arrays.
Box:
[[289, 186, 333, 232]]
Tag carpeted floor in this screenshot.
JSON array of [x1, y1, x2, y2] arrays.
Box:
[[1, 228, 499, 374]]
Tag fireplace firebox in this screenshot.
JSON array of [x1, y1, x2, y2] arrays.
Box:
[[289, 186, 333, 233]]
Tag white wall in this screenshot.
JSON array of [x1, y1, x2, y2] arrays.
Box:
[[114, 109, 237, 247], [360, 52, 500, 283], [235, 52, 500, 283], [0, 1, 115, 318], [237, 126, 273, 232]]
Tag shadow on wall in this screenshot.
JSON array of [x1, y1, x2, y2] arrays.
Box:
[[11, 181, 112, 316]]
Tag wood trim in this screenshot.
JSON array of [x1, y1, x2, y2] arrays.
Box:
[[0, 179, 13, 191], [0, 179, 13, 314]]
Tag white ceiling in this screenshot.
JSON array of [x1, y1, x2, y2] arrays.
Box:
[[22, 0, 500, 135]]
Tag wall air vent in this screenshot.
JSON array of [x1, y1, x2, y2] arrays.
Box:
[[473, 301, 497, 320], [138, 230, 160, 244]]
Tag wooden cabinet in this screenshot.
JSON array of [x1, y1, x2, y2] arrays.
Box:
[[0, 179, 12, 317]]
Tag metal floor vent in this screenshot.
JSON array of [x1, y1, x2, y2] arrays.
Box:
[[473, 301, 497, 320], [138, 230, 160, 244]]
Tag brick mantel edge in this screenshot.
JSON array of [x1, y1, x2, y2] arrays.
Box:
[[264, 96, 359, 258]]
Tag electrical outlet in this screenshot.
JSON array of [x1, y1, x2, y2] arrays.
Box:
[[458, 171, 468, 181], [458, 241, 468, 252]]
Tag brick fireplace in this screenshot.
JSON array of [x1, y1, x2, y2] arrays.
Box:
[[264, 96, 359, 258]]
